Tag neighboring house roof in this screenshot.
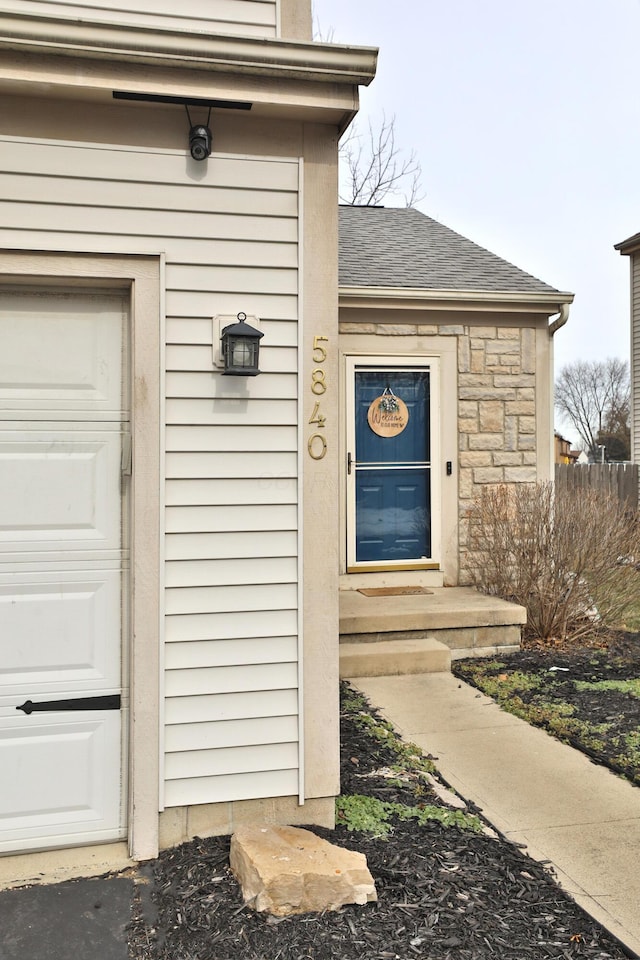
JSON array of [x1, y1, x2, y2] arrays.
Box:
[[338, 205, 563, 295], [615, 232, 640, 255]]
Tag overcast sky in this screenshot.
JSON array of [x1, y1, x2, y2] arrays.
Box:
[[314, 0, 640, 421]]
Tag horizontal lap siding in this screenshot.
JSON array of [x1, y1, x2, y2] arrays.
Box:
[[165, 583, 298, 615], [165, 505, 297, 532], [166, 714, 297, 751], [166, 321, 297, 347], [165, 688, 298, 724], [0, 136, 301, 808], [165, 557, 297, 587], [164, 609, 298, 640], [166, 478, 298, 506], [2, 0, 278, 37], [165, 662, 298, 697], [165, 531, 297, 561], [166, 345, 297, 372], [164, 636, 298, 668], [166, 770, 298, 808]]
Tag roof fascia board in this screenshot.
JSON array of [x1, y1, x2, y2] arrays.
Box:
[[614, 234, 640, 255], [339, 285, 574, 314], [0, 14, 378, 85]]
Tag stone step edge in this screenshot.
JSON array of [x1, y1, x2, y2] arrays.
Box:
[[339, 610, 527, 633], [339, 636, 451, 679]]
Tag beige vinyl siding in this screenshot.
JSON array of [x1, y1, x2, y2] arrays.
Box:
[[165, 557, 298, 587], [164, 636, 298, 668], [1, 0, 278, 37], [165, 583, 297, 615], [0, 134, 301, 809], [165, 688, 298, 724], [165, 713, 298, 750], [164, 609, 298, 640], [166, 478, 297, 505], [165, 531, 297, 560]]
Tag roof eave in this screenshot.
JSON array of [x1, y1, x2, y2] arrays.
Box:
[[614, 233, 640, 255], [0, 13, 379, 85], [338, 285, 574, 314]]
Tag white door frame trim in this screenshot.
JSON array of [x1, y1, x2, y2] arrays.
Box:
[[0, 251, 161, 861]]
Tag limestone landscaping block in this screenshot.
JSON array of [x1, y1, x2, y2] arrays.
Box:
[[229, 825, 377, 916]]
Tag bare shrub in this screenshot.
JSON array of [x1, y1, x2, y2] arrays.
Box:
[[466, 481, 640, 643]]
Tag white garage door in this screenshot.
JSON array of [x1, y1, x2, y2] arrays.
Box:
[[0, 287, 128, 853]]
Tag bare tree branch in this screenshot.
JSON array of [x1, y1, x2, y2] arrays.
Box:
[[312, 15, 334, 42], [467, 481, 640, 643], [312, 17, 423, 207], [555, 358, 630, 460], [339, 113, 424, 207]]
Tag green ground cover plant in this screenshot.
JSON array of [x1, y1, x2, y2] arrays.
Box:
[[337, 686, 484, 837], [127, 679, 632, 959], [453, 638, 640, 785], [573, 677, 640, 698], [335, 794, 484, 838], [345, 697, 437, 777]]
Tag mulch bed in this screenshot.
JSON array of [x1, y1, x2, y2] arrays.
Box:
[[453, 629, 640, 786], [128, 680, 634, 960]]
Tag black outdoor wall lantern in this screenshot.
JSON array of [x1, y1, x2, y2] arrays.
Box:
[[220, 312, 264, 376]]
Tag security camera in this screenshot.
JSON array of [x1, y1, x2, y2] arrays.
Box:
[[189, 124, 212, 161]]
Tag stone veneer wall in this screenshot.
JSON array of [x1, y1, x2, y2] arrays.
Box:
[[338, 319, 540, 583], [457, 323, 538, 582]]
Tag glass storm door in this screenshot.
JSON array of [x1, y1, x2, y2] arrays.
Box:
[[346, 360, 438, 570]]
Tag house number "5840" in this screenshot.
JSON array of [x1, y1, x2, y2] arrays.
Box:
[[308, 335, 328, 460]]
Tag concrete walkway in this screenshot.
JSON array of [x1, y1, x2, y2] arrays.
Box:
[[351, 672, 640, 958]]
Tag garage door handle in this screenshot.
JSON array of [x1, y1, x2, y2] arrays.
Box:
[[16, 695, 121, 715], [121, 432, 132, 477]]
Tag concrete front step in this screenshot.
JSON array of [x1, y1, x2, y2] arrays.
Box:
[[339, 636, 451, 679], [339, 586, 525, 663]]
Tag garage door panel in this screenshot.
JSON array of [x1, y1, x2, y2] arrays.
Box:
[[0, 713, 123, 850], [0, 285, 126, 854], [0, 570, 121, 698], [0, 431, 121, 550], [0, 290, 125, 414]]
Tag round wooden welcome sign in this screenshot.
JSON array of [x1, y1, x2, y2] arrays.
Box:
[[367, 392, 410, 438]]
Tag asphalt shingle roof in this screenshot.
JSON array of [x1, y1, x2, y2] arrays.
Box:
[[338, 205, 561, 295]]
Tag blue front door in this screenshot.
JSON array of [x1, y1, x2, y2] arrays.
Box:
[[352, 367, 432, 564]]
